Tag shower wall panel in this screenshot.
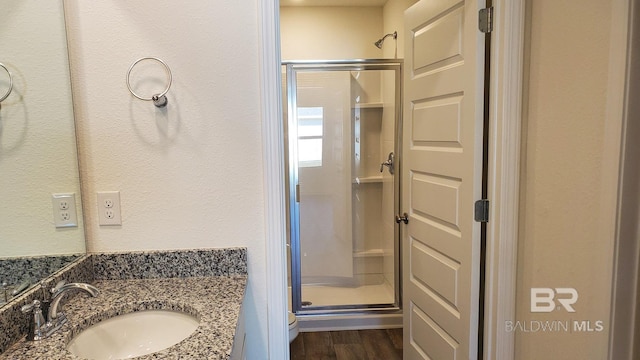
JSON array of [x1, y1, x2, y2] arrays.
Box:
[[296, 72, 354, 282]]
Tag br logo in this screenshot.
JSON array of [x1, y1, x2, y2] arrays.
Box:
[[530, 288, 578, 313]]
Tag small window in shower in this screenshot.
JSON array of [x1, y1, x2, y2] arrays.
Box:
[[297, 107, 323, 168]]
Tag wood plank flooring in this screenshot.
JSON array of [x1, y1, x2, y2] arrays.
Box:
[[290, 329, 403, 360]]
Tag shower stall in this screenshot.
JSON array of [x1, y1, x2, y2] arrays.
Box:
[[284, 60, 403, 329]]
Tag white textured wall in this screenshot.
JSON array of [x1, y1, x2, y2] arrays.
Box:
[[382, 0, 419, 59], [63, 1, 268, 358], [0, 0, 85, 258], [280, 7, 383, 61], [515, 0, 615, 358]]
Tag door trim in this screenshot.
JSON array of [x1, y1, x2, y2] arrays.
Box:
[[608, 0, 636, 358], [259, 1, 525, 359], [482, 1, 525, 359], [258, 1, 289, 359]]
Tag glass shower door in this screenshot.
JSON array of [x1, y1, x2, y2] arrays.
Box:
[[286, 61, 402, 313]]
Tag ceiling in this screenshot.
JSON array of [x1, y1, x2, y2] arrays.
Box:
[[280, 0, 387, 6]]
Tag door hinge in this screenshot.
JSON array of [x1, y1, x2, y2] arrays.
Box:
[[474, 199, 490, 223], [395, 212, 409, 224], [295, 184, 300, 203], [479, 7, 494, 33]]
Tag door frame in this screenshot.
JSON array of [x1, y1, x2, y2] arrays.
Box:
[[258, 1, 526, 358], [481, 1, 525, 358], [284, 60, 404, 315], [608, 0, 637, 358]]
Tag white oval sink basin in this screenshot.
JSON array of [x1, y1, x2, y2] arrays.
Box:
[[67, 310, 199, 360]]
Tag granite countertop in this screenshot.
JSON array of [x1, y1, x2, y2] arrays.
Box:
[[2, 276, 247, 359]]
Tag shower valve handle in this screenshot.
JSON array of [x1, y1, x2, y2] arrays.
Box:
[[380, 152, 395, 174]]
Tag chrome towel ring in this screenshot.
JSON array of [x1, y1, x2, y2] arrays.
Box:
[[126, 57, 172, 108], [0, 63, 13, 105]]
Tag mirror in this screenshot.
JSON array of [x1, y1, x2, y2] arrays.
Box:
[[0, 1, 85, 307]]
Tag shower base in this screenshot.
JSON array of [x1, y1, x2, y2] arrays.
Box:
[[297, 311, 403, 332], [289, 282, 402, 332], [300, 282, 394, 307]]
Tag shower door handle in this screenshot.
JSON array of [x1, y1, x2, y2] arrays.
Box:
[[380, 152, 395, 174]]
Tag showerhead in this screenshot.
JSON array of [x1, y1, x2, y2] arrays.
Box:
[[374, 31, 397, 49]]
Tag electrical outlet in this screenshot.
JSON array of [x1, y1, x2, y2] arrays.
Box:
[[58, 200, 69, 210], [97, 191, 121, 226], [52, 193, 78, 228]]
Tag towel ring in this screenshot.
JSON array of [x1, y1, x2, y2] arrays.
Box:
[[0, 63, 13, 103], [126, 57, 172, 108]]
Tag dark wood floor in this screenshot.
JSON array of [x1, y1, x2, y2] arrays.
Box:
[[290, 329, 403, 360]]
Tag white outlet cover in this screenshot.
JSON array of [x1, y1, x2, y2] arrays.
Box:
[[52, 193, 78, 228], [97, 191, 122, 226]]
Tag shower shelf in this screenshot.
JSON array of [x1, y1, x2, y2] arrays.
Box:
[[353, 249, 385, 258], [353, 175, 383, 184], [353, 102, 383, 109]]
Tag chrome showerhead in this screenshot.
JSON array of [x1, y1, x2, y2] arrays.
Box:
[[374, 31, 397, 49]]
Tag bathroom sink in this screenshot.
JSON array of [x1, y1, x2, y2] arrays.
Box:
[[66, 310, 199, 359]]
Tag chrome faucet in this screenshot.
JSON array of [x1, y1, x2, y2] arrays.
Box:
[[20, 300, 47, 341], [48, 283, 99, 321], [21, 282, 99, 341]]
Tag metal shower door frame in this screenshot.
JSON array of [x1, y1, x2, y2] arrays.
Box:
[[285, 59, 403, 316]]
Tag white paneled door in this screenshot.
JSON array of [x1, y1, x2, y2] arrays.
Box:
[[402, 0, 487, 359]]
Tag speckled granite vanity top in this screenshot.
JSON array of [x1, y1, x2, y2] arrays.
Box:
[[0, 248, 248, 359], [2, 276, 247, 359]]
